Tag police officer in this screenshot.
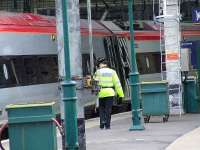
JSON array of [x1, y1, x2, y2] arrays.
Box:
[[94, 57, 124, 129]]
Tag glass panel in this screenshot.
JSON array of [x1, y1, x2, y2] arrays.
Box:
[[137, 52, 161, 74], [0, 58, 17, 88], [0, 55, 58, 88], [38, 56, 58, 84], [23, 56, 38, 85]]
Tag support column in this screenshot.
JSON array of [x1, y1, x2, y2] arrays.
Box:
[[62, 81, 79, 150], [60, 0, 79, 149], [163, 0, 182, 114], [128, 0, 145, 131]]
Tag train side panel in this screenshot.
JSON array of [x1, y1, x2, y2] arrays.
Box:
[[0, 32, 59, 122], [0, 33, 57, 56], [0, 83, 59, 123]]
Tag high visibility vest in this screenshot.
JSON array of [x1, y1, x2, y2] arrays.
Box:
[[94, 67, 124, 98]]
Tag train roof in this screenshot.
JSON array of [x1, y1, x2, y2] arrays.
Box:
[[143, 21, 200, 31], [142, 21, 200, 38], [0, 12, 112, 36], [0, 12, 199, 40], [0, 12, 56, 33]]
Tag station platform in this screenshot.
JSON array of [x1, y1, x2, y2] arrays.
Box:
[[86, 112, 200, 150], [2, 112, 200, 150]]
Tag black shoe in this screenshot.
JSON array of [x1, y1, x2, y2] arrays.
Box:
[[105, 127, 111, 130], [100, 124, 104, 129]]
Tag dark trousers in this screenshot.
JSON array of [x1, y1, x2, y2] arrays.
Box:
[[99, 96, 114, 129]]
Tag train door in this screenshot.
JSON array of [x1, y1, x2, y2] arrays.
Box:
[[103, 36, 130, 100]]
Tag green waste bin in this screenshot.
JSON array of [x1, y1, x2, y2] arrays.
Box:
[[6, 102, 57, 150], [141, 81, 169, 123], [184, 80, 200, 113]]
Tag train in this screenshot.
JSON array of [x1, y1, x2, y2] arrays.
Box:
[[0, 12, 200, 123]]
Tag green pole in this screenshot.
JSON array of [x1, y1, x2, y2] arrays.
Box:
[[61, 0, 79, 149], [13, 0, 17, 10], [128, 0, 145, 131]]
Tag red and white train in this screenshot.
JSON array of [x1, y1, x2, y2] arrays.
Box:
[[0, 12, 199, 122]]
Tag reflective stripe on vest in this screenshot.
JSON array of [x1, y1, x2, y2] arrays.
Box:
[[96, 68, 114, 88]]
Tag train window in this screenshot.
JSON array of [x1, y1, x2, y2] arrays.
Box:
[[82, 54, 91, 76], [12, 57, 27, 85], [137, 52, 161, 74], [0, 55, 58, 88], [0, 58, 17, 88], [23, 57, 38, 85], [3, 64, 8, 80], [37, 56, 58, 84], [82, 54, 97, 76]]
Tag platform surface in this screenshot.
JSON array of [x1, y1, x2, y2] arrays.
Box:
[[2, 112, 200, 150], [86, 112, 200, 150]]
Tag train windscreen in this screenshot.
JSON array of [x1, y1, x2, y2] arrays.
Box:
[[0, 55, 58, 88]]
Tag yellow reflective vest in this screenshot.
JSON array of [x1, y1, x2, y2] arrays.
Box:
[[94, 67, 124, 98]]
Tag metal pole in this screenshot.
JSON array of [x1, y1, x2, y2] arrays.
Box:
[[128, 0, 145, 131], [61, 0, 79, 149], [13, 0, 17, 10], [87, 0, 94, 75], [23, 0, 31, 12]]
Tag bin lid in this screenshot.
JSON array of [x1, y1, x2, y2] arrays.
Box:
[[141, 80, 167, 84], [6, 102, 56, 109]]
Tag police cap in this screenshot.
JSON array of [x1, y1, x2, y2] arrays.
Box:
[[97, 57, 108, 66]]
